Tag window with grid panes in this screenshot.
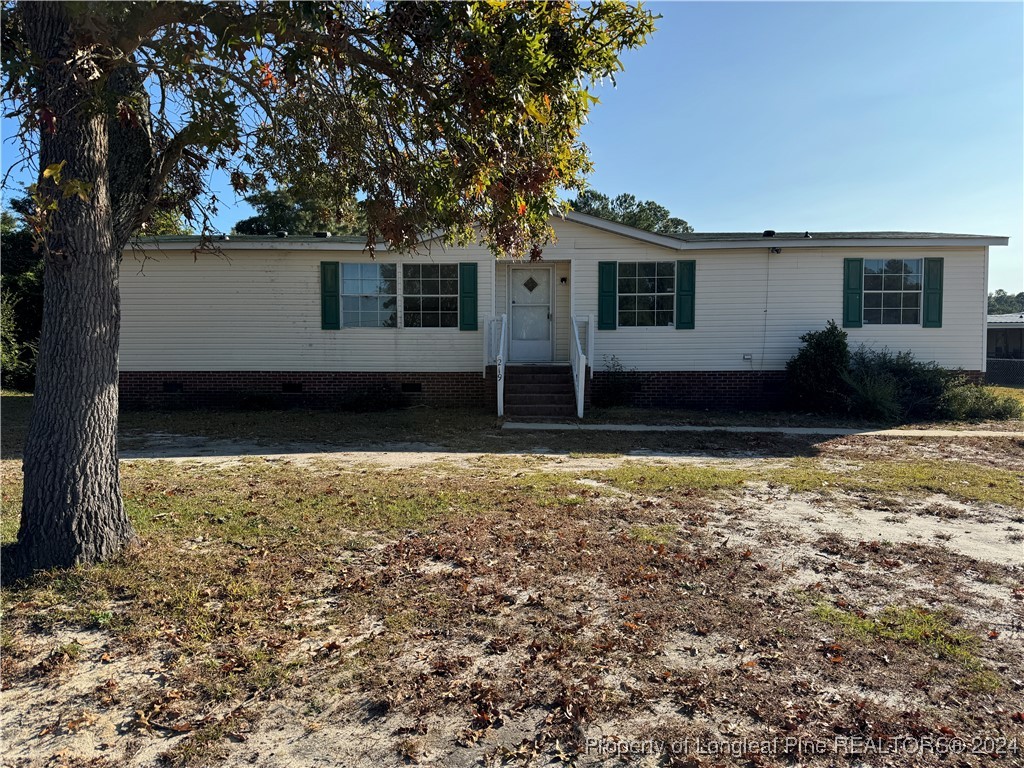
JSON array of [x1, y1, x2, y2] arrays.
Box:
[[617, 262, 675, 327], [863, 259, 922, 325], [402, 263, 459, 328], [341, 263, 397, 327]]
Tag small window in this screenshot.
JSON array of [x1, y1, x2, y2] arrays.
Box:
[[863, 258, 922, 325], [341, 263, 397, 328], [403, 263, 459, 328], [617, 262, 675, 327]]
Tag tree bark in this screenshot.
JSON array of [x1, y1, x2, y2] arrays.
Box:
[[4, 3, 135, 579]]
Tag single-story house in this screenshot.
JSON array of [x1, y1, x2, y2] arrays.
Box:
[[986, 312, 1024, 387], [119, 211, 1008, 417]]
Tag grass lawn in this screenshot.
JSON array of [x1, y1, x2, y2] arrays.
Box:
[[989, 384, 1024, 407], [2, 396, 1022, 766]]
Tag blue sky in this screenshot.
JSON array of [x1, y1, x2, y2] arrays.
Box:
[[2, 2, 1021, 290], [582, 1, 1023, 291]]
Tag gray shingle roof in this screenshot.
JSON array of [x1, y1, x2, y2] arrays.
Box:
[[988, 313, 1024, 324]]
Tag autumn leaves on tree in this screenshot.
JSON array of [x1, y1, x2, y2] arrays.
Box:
[[0, 1, 657, 575]]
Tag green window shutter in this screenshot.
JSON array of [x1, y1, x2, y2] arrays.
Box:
[[675, 260, 696, 329], [597, 261, 617, 330], [922, 257, 943, 328], [458, 262, 478, 331], [320, 261, 340, 330], [842, 258, 863, 328]]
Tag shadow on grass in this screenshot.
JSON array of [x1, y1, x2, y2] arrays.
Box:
[[0, 542, 30, 585], [2, 392, 830, 463], [1, 391, 32, 460], [111, 430, 829, 461]]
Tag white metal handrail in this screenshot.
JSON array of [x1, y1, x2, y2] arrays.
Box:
[[496, 313, 508, 417], [570, 316, 587, 419]]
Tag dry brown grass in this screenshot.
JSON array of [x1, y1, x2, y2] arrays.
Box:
[[2, 433, 1022, 766]]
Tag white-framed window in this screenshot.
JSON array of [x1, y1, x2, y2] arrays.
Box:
[[618, 261, 674, 327], [403, 264, 459, 328], [863, 258, 922, 325], [341, 263, 397, 327]]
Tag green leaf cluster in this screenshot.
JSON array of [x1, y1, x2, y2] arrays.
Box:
[[3, 1, 658, 256], [0, 209, 40, 390]]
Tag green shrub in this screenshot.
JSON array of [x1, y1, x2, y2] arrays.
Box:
[[940, 380, 1023, 421], [2, 209, 44, 389], [843, 347, 1020, 423], [1, 289, 35, 390], [843, 347, 954, 422], [594, 355, 638, 407], [786, 325, 1021, 423], [785, 320, 849, 413], [842, 359, 903, 421]]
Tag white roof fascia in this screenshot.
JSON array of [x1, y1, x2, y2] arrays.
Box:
[[672, 237, 1009, 250], [130, 240, 378, 251], [560, 211, 1008, 249], [130, 228, 448, 253], [131, 216, 1009, 252]]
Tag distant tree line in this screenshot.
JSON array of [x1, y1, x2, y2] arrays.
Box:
[[568, 190, 692, 235], [230, 187, 693, 238], [989, 290, 1024, 315], [233, 189, 365, 236]]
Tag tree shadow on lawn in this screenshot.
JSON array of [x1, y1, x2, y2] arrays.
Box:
[[1, 394, 828, 462], [113, 430, 827, 461]]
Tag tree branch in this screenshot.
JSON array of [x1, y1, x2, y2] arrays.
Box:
[[113, 5, 172, 55], [128, 121, 198, 237]]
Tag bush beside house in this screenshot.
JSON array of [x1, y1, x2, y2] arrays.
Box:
[[784, 321, 850, 414], [787, 323, 1022, 423]]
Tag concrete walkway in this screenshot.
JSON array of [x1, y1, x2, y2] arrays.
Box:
[[501, 422, 1024, 438]]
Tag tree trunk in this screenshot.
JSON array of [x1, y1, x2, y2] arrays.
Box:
[[4, 3, 134, 579]]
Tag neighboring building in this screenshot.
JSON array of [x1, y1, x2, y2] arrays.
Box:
[[987, 312, 1024, 387], [119, 212, 1007, 416]]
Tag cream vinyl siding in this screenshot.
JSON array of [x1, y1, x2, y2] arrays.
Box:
[[119, 248, 494, 372], [121, 218, 987, 374], [553, 262, 571, 361], [549, 220, 987, 373]]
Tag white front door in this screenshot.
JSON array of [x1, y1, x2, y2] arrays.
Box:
[[509, 266, 553, 362]]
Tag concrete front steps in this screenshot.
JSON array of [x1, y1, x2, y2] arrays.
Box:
[[503, 365, 578, 419]]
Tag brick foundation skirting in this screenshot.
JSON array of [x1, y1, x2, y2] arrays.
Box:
[[955, 370, 985, 385], [590, 370, 788, 410], [119, 371, 496, 410], [120, 368, 986, 412]]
